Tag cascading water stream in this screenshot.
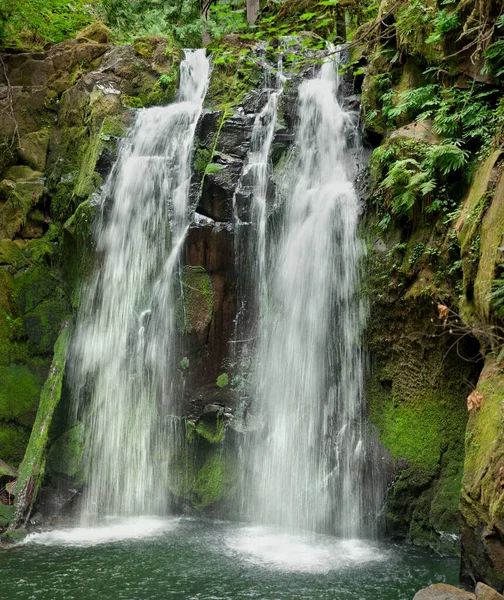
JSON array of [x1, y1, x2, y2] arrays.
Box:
[[70, 49, 210, 521], [242, 50, 368, 536]]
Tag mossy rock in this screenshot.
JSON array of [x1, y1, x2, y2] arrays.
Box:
[[456, 150, 502, 315], [17, 130, 50, 172], [1, 528, 27, 543], [364, 229, 479, 547], [0, 504, 14, 528], [0, 365, 42, 427], [193, 450, 238, 509], [0, 240, 27, 271], [0, 423, 30, 466], [22, 293, 71, 355], [460, 360, 504, 591], [0, 167, 44, 240], [13, 265, 59, 315], [178, 266, 213, 333], [473, 168, 504, 320], [63, 199, 98, 308], [76, 23, 111, 45], [46, 423, 85, 482], [195, 413, 225, 444], [11, 325, 70, 528]]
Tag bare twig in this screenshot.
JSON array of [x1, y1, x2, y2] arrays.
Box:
[[0, 53, 20, 148]]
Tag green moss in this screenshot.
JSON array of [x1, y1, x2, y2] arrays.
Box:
[[22, 290, 71, 356], [462, 362, 504, 515], [186, 420, 196, 443], [195, 414, 225, 444], [0, 167, 44, 240], [46, 423, 85, 482], [473, 172, 504, 320], [0, 504, 14, 528], [205, 45, 261, 111], [0, 241, 27, 271], [216, 373, 228, 388], [63, 199, 98, 308], [178, 266, 213, 334], [122, 95, 144, 109], [194, 148, 212, 174], [10, 325, 70, 528], [167, 443, 196, 499], [369, 377, 466, 475], [0, 365, 42, 427], [193, 451, 237, 509], [0, 423, 30, 466], [457, 150, 502, 310], [0, 528, 27, 543], [13, 266, 59, 315]]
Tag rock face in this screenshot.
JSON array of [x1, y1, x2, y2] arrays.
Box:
[[413, 584, 475, 600]]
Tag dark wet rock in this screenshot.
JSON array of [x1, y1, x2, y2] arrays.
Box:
[[186, 385, 236, 422], [241, 89, 271, 114], [199, 153, 243, 222], [181, 221, 236, 405], [195, 110, 222, 148], [214, 114, 255, 160]]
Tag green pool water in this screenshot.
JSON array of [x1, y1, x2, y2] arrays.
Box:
[[1, 518, 459, 600]]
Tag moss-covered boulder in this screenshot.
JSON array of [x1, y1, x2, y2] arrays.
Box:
[[0, 167, 44, 239], [168, 416, 238, 513], [46, 423, 85, 483], [460, 360, 504, 592], [76, 23, 111, 45], [17, 130, 50, 172]]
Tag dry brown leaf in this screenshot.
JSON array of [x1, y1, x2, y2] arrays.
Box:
[[438, 304, 449, 327], [467, 390, 483, 412]]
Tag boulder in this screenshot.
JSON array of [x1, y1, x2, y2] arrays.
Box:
[[476, 583, 504, 600], [413, 584, 475, 600], [199, 154, 243, 221], [17, 130, 50, 172], [0, 167, 44, 240], [389, 120, 440, 145], [76, 23, 111, 45]]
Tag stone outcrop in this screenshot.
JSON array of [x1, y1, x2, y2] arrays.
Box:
[[413, 584, 475, 600]]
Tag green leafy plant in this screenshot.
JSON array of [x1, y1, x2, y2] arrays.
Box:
[[374, 141, 468, 223], [216, 373, 229, 388], [490, 275, 504, 318], [425, 9, 460, 44]]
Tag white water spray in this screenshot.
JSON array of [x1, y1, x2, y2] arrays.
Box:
[[70, 50, 210, 520], [242, 51, 367, 535]]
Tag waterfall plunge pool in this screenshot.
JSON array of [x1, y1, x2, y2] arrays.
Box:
[[2, 518, 458, 599]]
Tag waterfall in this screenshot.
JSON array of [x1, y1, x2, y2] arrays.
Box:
[[70, 49, 210, 520], [241, 51, 368, 535]]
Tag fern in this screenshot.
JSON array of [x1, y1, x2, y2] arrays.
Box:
[[490, 276, 504, 318], [425, 144, 468, 176], [425, 9, 460, 44], [388, 84, 440, 119]]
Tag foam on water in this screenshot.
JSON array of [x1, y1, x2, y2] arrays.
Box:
[[22, 517, 178, 547], [225, 526, 386, 574]]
